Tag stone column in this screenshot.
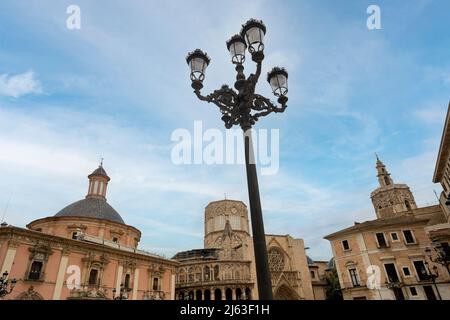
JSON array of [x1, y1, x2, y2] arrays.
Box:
[[211, 289, 215, 300], [132, 268, 139, 300], [0, 240, 18, 275], [170, 273, 176, 300], [115, 264, 123, 297], [232, 288, 236, 300], [52, 249, 70, 300]]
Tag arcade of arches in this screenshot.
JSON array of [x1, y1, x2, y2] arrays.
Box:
[[178, 287, 252, 301]]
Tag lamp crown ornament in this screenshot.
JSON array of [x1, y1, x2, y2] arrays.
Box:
[[240, 18, 267, 38], [267, 67, 288, 82], [185, 49, 211, 66], [226, 34, 246, 51]]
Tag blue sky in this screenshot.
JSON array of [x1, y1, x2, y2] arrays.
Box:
[[0, 0, 449, 260]]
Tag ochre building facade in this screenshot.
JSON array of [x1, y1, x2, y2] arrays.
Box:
[[325, 157, 450, 300]]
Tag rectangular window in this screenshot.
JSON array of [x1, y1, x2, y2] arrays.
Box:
[[402, 267, 411, 277], [409, 287, 418, 296], [28, 261, 43, 280], [153, 277, 159, 291], [342, 240, 350, 251], [391, 232, 399, 241], [112, 237, 118, 243], [403, 230, 415, 244], [384, 263, 400, 283], [124, 274, 131, 288], [72, 232, 78, 240], [349, 268, 360, 287], [88, 269, 98, 285], [310, 271, 315, 279], [413, 261, 428, 281], [376, 233, 388, 248]]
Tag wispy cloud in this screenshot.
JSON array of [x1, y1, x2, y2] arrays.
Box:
[[0, 71, 42, 98]]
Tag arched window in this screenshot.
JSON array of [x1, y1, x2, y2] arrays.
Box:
[[195, 290, 202, 300], [214, 265, 220, 280], [245, 287, 252, 300], [236, 288, 242, 300], [195, 267, 202, 281], [384, 176, 390, 186], [405, 200, 411, 211], [225, 288, 233, 300], [214, 288, 222, 301], [179, 271, 186, 283], [204, 266, 210, 281], [188, 267, 194, 282], [204, 289, 211, 300]]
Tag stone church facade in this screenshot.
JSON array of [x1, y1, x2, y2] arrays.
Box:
[[173, 199, 314, 300]]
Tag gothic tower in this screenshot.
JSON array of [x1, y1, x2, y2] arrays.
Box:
[[370, 155, 417, 219], [204, 200, 252, 260]]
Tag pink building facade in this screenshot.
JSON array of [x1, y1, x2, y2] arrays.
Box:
[[0, 165, 178, 300]]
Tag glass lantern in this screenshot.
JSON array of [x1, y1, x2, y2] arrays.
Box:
[[267, 67, 288, 97], [226, 34, 247, 64]]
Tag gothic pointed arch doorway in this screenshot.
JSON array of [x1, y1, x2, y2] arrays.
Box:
[[273, 284, 299, 300]]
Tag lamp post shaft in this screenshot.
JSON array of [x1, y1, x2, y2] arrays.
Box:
[[433, 278, 442, 300], [243, 129, 273, 300]]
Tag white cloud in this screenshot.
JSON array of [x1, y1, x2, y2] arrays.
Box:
[[396, 151, 442, 206], [0, 71, 42, 98], [414, 104, 447, 124]]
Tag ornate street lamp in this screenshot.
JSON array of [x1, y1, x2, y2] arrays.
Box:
[[425, 245, 450, 274], [186, 49, 211, 91], [422, 259, 442, 300], [0, 271, 17, 299], [186, 18, 289, 300]]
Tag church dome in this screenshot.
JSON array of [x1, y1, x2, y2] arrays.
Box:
[[54, 197, 125, 224], [54, 164, 125, 224]]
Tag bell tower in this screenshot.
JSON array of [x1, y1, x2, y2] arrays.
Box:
[[370, 155, 417, 219], [204, 199, 252, 260], [376, 154, 393, 187]]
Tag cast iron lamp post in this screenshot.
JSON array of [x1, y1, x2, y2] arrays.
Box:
[[186, 19, 289, 300], [0, 271, 17, 298]]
